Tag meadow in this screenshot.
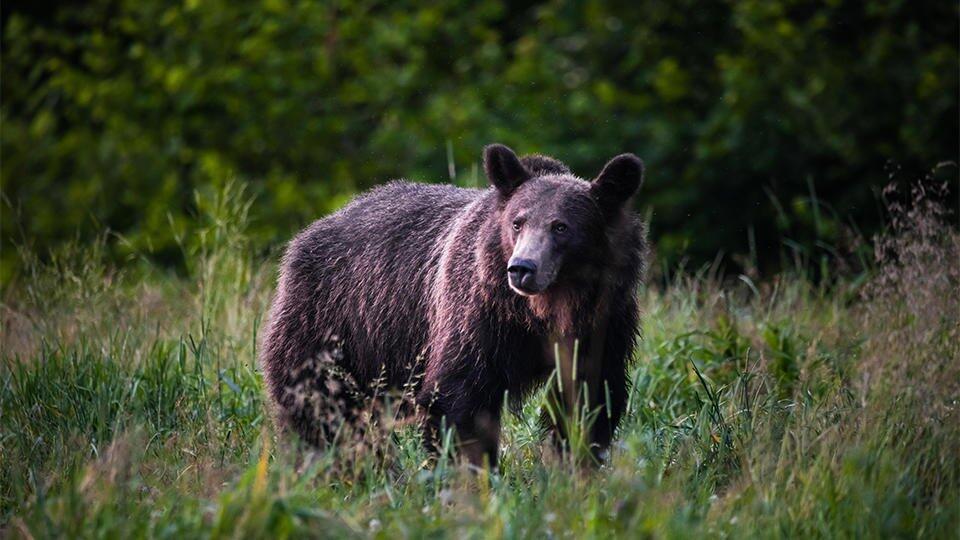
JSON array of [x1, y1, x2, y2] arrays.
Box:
[[1, 182, 957, 539]]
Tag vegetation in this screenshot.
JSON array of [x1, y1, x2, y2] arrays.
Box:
[[2, 180, 957, 538], [2, 1, 958, 536], [2, 0, 958, 281]]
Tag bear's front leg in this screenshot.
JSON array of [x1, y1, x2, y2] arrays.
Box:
[[540, 331, 629, 465], [417, 363, 503, 469], [590, 299, 637, 459]]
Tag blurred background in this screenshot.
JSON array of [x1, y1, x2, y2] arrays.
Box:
[[2, 0, 957, 283]]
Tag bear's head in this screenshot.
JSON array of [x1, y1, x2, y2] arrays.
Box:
[[483, 143, 644, 296]]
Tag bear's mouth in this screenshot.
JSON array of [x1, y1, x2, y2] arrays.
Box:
[[508, 281, 541, 296], [506, 268, 556, 296]]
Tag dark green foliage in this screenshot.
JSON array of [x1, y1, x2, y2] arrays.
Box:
[[2, 1, 957, 281]]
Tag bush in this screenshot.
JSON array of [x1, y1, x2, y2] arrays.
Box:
[[2, 0, 957, 282]]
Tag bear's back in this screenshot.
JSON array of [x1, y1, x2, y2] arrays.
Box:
[[271, 181, 488, 386]]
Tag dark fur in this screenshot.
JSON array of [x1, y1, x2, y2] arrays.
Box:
[[260, 145, 647, 466]]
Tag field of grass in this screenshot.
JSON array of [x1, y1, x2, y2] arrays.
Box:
[[2, 184, 958, 538]]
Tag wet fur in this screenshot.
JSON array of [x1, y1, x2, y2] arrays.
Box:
[[260, 152, 647, 466]]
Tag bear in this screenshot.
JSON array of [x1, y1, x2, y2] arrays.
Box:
[[259, 144, 647, 467]]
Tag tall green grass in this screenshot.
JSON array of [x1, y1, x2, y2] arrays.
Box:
[[1, 182, 957, 538]]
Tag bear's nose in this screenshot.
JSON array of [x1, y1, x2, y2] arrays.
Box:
[[507, 258, 538, 290]]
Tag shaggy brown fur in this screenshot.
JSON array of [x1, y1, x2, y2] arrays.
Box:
[[260, 144, 647, 467]]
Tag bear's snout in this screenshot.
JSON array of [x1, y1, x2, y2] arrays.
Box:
[[507, 258, 539, 294]]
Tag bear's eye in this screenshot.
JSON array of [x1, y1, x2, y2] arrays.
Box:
[[552, 223, 568, 234], [512, 219, 523, 231]]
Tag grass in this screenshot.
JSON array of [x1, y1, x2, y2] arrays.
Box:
[[1, 182, 958, 539]]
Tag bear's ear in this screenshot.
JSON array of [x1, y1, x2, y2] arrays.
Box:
[[484, 144, 531, 196], [590, 153, 644, 218]]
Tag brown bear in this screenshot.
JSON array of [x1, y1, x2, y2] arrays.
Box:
[[259, 144, 647, 467]]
